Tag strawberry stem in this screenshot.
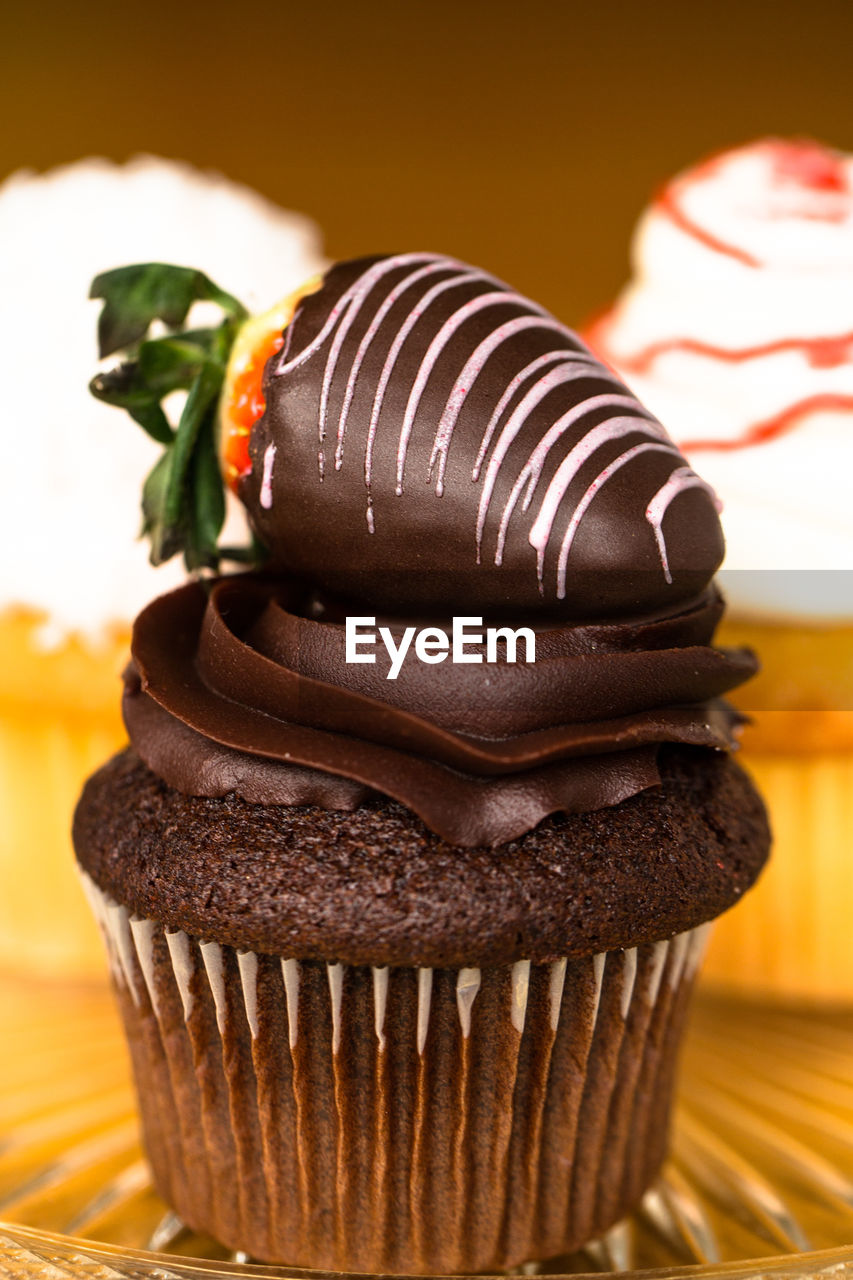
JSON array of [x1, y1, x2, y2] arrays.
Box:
[[89, 262, 262, 573]]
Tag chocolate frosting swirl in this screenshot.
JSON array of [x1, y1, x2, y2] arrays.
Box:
[[124, 575, 755, 846]]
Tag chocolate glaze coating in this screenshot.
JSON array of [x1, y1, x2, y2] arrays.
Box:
[[74, 746, 770, 967], [242, 254, 724, 617]]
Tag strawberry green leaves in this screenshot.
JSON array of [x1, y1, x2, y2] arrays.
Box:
[[137, 358, 224, 565], [89, 357, 174, 445], [89, 263, 257, 573], [91, 264, 247, 360]]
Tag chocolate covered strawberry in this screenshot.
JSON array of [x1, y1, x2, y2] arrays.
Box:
[[91, 255, 723, 618]]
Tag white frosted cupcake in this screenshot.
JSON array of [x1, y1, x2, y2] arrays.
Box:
[[590, 138, 853, 1000], [0, 156, 326, 979]]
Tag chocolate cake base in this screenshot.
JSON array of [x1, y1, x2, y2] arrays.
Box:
[[83, 874, 703, 1273], [74, 746, 769, 967]]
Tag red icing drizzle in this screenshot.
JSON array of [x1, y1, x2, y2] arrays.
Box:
[[771, 140, 848, 195], [602, 330, 853, 376], [586, 314, 853, 456], [654, 139, 851, 267], [680, 394, 853, 453], [590, 141, 853, 457], [655, 181, 761, 268]]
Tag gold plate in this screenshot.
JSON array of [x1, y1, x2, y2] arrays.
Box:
[[2, 977, 853, 1279]]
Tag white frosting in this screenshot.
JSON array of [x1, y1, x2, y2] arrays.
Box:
[[595, 139, 853, 620], [0, 155, 326, 644]]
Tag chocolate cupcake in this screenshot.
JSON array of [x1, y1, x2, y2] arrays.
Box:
[[74, 253, 770, 1273]]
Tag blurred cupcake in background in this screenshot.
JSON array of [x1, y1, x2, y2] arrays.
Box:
[[590, 137, 853, 1001], [0, 156, 325, 979]]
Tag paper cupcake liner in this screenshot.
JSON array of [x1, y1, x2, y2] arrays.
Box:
[[705, 749, 853, 1002], [0, 709, 125, 978], [81, 872, 709, 1274]]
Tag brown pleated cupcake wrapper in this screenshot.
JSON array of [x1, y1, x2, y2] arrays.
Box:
[[80, 871, 709, 1275]]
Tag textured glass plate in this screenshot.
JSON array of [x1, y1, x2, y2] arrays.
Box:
[[1, 977, 853, 1280]]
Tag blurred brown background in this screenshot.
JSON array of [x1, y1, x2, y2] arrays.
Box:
[[1, 0, 852, 326]]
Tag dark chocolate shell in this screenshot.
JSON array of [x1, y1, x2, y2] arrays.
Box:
[[241, 254, 723, 618]]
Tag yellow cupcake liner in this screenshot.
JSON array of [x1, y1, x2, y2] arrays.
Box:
[[0, 609, 129, 979], [0, 607, 129, 715], [704, 748, 853, 1002], [716, 618, 853, 715], [0, 705, 127, 979]]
